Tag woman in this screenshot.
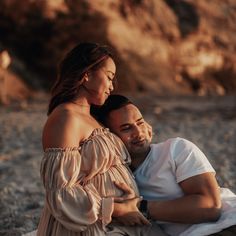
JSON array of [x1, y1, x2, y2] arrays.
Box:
[[37, 43, 165, 236]]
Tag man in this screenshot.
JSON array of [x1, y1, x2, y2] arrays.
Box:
[[91, 94, 236, 236]]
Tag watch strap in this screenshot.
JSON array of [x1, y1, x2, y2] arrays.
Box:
[[140, 199, 148, 214]]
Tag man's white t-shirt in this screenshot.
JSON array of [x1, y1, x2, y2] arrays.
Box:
[[134, 137, 236, 236]]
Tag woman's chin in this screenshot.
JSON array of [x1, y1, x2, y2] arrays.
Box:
[[92, 99, 106, 106]]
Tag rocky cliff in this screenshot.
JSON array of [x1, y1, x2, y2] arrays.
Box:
[[0, 0, 236, 102]]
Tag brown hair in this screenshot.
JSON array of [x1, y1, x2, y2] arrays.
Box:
[[48, 42, 114, 115]]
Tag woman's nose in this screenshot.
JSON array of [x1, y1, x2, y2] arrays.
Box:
[[109, 81, 114, 92]]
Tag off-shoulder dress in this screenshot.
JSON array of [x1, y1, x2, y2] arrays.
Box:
[[37, 128, 139, 236]]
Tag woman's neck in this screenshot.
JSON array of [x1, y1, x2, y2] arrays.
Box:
[[70, 98, 91, 113]]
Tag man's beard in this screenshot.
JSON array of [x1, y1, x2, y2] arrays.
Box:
[[129, 140, 150, 156]]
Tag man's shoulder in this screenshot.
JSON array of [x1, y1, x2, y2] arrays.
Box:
[[167, 137, 195, 149], [152, 137, 190, 148], [151, 137, 197, 158]]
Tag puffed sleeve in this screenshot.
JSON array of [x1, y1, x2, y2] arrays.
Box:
[[40, 148, 114, 232]]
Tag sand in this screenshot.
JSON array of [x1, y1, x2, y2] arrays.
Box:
[[0, 94, 235, 235]]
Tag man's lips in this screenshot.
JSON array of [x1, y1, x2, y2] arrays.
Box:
[[132, 139, 146, 145]]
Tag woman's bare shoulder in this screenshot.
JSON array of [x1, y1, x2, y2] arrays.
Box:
[[42, 106, 87, 149]]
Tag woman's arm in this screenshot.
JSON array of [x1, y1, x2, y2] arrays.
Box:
[[41, 112, 115, 231]]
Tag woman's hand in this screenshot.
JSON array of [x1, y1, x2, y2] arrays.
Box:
[[112, 182, 150, 226], [113, 197, 150, 226], [113, 182, 136, 203]]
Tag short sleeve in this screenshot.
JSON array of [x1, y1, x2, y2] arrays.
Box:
[[40, 148, 114, 232], [169, 138, 215, 183]]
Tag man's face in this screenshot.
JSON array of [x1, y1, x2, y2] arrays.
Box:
[[107, 104, 152, 156]]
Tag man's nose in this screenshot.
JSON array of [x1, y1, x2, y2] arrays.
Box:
[[132, 125, 142, 138]]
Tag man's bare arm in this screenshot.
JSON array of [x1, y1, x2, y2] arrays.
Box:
[[147, 172, 222, 223]]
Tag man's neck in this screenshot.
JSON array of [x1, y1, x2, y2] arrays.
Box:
[[130, 147, 151, 171]]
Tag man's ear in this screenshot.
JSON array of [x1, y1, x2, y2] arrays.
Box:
[[145, 121, 153, 141]]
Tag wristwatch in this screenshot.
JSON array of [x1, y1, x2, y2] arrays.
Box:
[[140, 199, 148, 216]]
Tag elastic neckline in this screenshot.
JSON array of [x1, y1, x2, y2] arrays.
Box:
[[44, 127, 109, 152]]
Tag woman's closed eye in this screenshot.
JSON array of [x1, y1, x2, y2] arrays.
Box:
[[107, 76, 113, 82]]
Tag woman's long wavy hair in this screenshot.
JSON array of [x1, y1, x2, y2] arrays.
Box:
[[47, 42, 114, 115]]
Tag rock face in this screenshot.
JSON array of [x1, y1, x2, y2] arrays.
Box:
[[0, 50, 31, 105], [0, 0, 236, 97]]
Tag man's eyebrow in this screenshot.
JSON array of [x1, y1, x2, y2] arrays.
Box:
[[119, 117, 143, 128]]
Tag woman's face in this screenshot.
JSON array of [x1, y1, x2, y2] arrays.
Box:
[[85, 57, 116, 105]]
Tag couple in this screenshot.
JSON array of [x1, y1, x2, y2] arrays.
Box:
[[34, 42, 236, 236]]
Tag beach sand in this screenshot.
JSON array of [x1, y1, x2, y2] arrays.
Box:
[[0, 94, 235, 235]]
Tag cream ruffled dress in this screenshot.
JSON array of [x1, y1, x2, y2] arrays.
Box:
[[37, 128, 139, 236]]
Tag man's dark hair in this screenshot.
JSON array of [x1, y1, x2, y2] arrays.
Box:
[[91, 94, 132, 125]]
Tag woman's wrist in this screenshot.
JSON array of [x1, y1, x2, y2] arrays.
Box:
[[113, 202, 122, 217]]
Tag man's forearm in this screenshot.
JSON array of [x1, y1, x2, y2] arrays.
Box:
[[147, 194, 221, 223]]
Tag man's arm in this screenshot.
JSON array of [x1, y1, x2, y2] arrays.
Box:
[[147, 172, 222, 223]]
